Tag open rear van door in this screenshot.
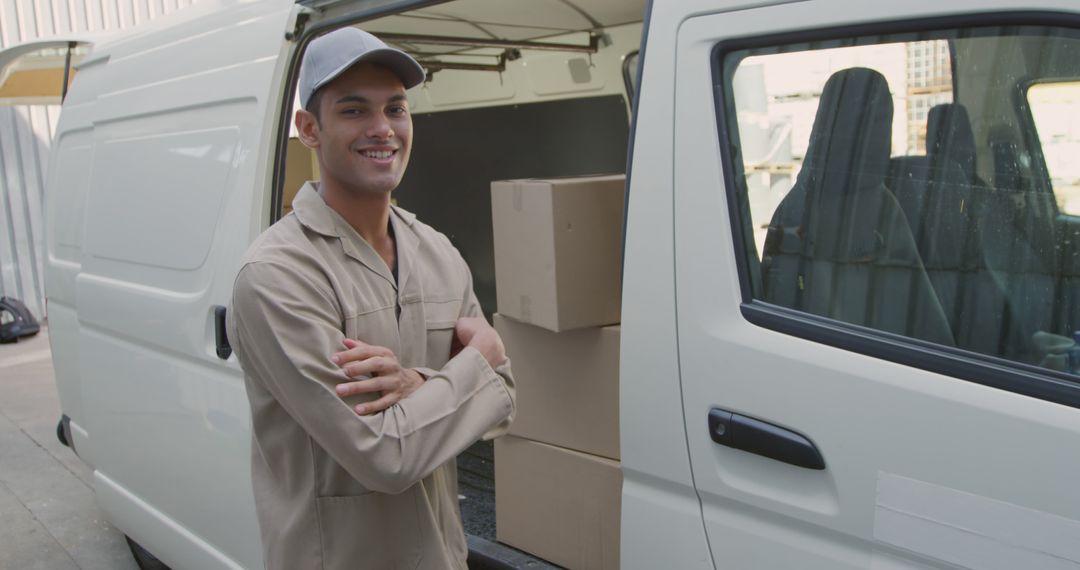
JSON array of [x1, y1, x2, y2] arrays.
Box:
[[0, 35, 97, 466], [0, 37, 98, 103], [669, 0, 1080, 568]]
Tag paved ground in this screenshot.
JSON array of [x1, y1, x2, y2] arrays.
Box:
[[0, 328, 138, 570]]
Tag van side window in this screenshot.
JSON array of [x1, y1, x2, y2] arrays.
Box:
[[721, 26, 1080, 378]]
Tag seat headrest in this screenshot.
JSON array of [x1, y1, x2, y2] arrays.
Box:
[[927, 103, 976, 182], [799, 67, 893, 194]]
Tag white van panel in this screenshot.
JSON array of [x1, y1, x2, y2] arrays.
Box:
[[525, 54, 606, 97], [83, 325, 259, 568], [44, 52, 107, 469], [62, 0, 295, 566], [48, 134, 93, 255], [619, 3, 715, 568], [45, 304, 91, 464], [96, 470, 249, 570], [85, 125, 240, 271], [425, 69, 517, 107], [672, 0, 1080, 568]]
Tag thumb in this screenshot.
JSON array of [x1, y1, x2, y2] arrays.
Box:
[[455, 317, 482, 344]]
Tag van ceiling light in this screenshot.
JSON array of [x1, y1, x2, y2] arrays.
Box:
[[380, 32, 600, 54]]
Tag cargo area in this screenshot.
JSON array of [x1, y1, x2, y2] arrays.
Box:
[[276, 1, 644, 566]]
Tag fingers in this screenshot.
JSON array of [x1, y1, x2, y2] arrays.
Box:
[[354, 392, 399, 415], [330, 339, 420, 415], [454, 316, 488, 346], [331, 341, 393, 365], [452, 317, 506, 367], [335, 374, 400, 398], [340, 356, 399, 380], [466, 327, 507, 368]]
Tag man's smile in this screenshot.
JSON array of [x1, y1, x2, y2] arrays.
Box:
[[358, 146, 398, 162]]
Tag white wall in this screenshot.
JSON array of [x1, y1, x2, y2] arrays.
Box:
[[0, 0, 199, 320]]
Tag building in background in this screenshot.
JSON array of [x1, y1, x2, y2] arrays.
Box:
[[905, 39, 953, 153], [0, 0, 200, 320]]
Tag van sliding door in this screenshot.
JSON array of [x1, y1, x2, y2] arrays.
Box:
[[74, 3, 298, 568]]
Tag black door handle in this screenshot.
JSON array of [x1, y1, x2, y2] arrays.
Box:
[[708, 408, 825, 470], [214, 305, 232, 360]]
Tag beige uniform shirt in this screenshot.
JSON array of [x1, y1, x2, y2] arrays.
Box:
[[228, 184, 515, 570]]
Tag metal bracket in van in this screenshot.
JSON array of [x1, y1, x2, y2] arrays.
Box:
[[285, 11, 312, 42], [378, 31, 603, 54]]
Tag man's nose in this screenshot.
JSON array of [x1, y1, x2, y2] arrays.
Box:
[[367, 115, 394, 140]]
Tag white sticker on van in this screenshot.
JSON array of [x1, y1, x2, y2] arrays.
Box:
[[873, 472, 1080, 569]]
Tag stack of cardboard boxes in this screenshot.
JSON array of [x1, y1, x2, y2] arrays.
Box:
[[490, 175, 625, 570]]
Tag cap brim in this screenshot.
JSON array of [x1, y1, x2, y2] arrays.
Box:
[[312, 47, 426, 95]]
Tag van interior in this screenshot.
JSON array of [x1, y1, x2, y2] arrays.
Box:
[[277, 0, 644, 317]]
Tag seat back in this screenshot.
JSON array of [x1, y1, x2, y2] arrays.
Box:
[[889, 105, 984, 350], [762, 68, 954, 345], [890, 103, 1054, 361]]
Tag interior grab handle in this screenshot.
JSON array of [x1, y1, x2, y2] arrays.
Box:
[[708, 408, 825, 470]]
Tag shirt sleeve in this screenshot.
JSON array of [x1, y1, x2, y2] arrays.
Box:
[[454, 251, 516, 440], [230, 260, 514, 495]]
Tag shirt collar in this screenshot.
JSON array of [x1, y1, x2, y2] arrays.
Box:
[[291, 182, 420, 290], [291, 182, 338, 237]]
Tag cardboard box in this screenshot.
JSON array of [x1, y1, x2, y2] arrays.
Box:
[[495, 314, 620, 460], [495, 436, 621, 570], [282, 137, 319, 216], [491, 175, 625, 332]]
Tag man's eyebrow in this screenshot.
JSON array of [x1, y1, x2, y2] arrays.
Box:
[[334, 95, 369, 105], [333, 94, 408, 105]]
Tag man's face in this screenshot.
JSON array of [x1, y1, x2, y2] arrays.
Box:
[[299, 62, 413, 196]]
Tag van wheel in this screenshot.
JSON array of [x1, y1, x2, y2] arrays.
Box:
[[125, 536, 170, 570]]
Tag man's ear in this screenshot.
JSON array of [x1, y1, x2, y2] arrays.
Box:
[[295, 109, 321, 149]]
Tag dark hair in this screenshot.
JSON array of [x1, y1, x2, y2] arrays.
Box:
[[304, 87, 324, 124]]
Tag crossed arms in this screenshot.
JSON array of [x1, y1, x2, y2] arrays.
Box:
[[229, 260, 515, 494]]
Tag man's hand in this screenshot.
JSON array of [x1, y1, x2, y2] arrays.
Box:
[[455, 317, 507, 368], [331, 339, 425, 415]]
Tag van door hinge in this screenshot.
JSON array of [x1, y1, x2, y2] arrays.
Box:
[[286, 11, 312, 42]]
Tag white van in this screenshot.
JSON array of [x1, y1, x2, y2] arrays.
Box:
[[5, 0, 1080, 567]]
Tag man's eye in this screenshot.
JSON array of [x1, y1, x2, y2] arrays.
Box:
[[389, 106, 408, 116]]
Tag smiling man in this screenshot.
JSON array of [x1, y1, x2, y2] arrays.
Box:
[[227, 27, 515, 570]]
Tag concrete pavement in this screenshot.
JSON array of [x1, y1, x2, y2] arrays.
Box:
[[0, 328, 138, 570]]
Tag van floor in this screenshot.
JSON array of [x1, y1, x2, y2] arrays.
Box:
[[458, 440, 496, 539]]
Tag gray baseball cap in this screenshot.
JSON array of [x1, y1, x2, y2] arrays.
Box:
[[299, 27, 426, 109]]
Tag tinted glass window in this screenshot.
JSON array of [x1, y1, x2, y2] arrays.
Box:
[[723, 26, 1080, 376]]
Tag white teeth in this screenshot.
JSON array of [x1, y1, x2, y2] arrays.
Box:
[[362, 150, 393, 159]]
